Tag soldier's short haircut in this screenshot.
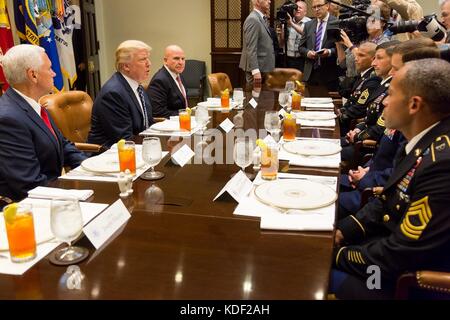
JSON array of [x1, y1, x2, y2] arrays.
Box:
[[393, 38, 440, 63], [402, 58, 450, 116], [376, 40, 401, 57]]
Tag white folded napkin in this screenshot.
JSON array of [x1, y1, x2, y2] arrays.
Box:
[[296, 119, 336, 127], [28, 186, 94, 201]]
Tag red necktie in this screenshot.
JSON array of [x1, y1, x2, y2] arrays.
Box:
[[40, 107, 57, 139], [176, 75, 189, 108]]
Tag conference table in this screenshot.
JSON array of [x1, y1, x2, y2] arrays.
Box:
[[0, 87, 341, 300]]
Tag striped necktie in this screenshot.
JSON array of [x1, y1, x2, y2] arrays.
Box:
[[176, 75, 189, 108], [315, 20, 324, 51], [137, 85, 149, 129]]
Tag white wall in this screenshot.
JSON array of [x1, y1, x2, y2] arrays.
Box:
[[96, 0, 211, 85]]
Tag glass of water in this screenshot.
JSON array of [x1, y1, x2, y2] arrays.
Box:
[[141, 137, 165, 180]]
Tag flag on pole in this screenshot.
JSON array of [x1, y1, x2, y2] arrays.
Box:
[[0, 0, 14, 90], [53, 0, 77, 87], [14, 0, 64, 91]]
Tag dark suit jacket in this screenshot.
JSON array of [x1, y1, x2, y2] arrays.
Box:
[[0, 89, 86, 201], [88, 72, 154, 148], [147, 67, 187, 118], [298, 15, 339, 83]]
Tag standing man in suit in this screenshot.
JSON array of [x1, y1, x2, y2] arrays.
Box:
[[239, 0, 275, 85], [88, 40, 154, 148], [299, 0, 340, 91], [147, 45, 189, 118], [0, 45, 86, 201]]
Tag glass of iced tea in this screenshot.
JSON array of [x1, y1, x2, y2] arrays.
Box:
[[179, 109, 191, 131], [3, 203, 37, 263], [283, 116, 297, 141], [221, 90, 230, 108], [118, 141, 136, 174], [291, 92, 301, 111], [261, 143, 279, 180]]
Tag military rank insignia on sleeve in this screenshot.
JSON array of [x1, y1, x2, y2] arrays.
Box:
[[400, 196, 432, 240], [357, 89, 370, 104]]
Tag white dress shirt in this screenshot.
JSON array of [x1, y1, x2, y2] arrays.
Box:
[[121, 73, 145, 115]]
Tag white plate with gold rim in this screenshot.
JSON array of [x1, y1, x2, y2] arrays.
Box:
[[254, 179, 337, 210], [282, 140, 341, 156]]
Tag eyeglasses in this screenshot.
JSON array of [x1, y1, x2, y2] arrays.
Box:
[[312, 3, 327, 10]]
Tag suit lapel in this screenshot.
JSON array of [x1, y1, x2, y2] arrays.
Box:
[[6, 89, 62, 160], [254, 11, 271, 38], [384, 117, 450, 191], [116, 73, 144, 118], [311, 19, 318, 48], [163, 67, 185, 105]]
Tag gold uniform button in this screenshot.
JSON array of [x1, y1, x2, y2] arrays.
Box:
[[381, 195, 387, 201], [396, 205, 400, 210], [383, 215, 390, 222]]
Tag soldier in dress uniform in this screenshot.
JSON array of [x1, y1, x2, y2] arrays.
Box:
[[331, 59, 450, 299], [341, 41, 399, 161], [338, 42, 381, 136]]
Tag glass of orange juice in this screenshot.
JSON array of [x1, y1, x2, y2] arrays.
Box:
[[221, 90, 230, 108], [3, 203, 37, 263], [283, 116, 297, 141], [118, 141, 136, 174], [261, 143, 279, 180], [291, 92, 301, 111], [179, 109, 191, 131]]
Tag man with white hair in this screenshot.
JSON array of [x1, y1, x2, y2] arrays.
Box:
[[0, 44, 86, 202], [239, 0, 275, 85], [441, 0, 450, 42], [88, 40, 154, 148]]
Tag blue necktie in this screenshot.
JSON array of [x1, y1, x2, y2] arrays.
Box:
[[137, 85, 149, 129], [315, 20, 324, 67]]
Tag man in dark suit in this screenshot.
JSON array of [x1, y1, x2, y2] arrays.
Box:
[[0, 45, 86, 201], [331, 59, 450, 299], [299, 0, 340, 91], [239, 0, 275, 85], [88, 40, 154, 148], [147, 45, 188, 118]]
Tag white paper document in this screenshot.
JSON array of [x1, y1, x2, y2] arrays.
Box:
[[213, 170, 253, 203]]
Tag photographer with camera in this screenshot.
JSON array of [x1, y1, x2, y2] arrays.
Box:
[[299, 0, 340, 91], [277, 1, 311, 71], [374, 0, 423, 41]]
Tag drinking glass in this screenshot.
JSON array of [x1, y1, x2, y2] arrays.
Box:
[[285, 81, 295, 92], [261, 143, 279, 180], [283, 116, 297, 141], [195, 104, 209, 135], [233, 88, 245, 109], [264, 111, 281, 140], [233, 137, 254, 174], [179, 109, 191, 131], [50, 198, 89, 264], [291, 92, 302, 111], [118, 141, 136, 174], [141, 137, 165, 180], [3, 203, 37, 263], [221, 90, 230, 108], [278, 91, 290, 112]]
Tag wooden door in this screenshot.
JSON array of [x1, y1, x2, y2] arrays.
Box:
[[81, 0, 101, 98]]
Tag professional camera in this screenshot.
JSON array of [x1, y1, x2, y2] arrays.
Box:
[[276, 0, 298, 23], [326, 0, 371, 44], [388, 14, 447, 41]]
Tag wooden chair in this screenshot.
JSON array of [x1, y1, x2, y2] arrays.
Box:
[[207, 72, 233, 97], [396, 271, 450, 299], [39, 91, 105, 153], [265, 68, 303, 89]]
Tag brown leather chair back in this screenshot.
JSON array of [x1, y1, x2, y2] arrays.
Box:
[[40, 91, 93, 143], [207, 72, 233, 97], [265, 68, 303, 89]]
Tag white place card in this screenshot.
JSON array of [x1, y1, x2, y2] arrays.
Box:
[[171, 144, 195, 167], [213, 170, 253, 203], [219, 118, 235, 133], [278, 108, 287, 118], [83, 199, 131, 249], [249, 98, 258, 108]]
